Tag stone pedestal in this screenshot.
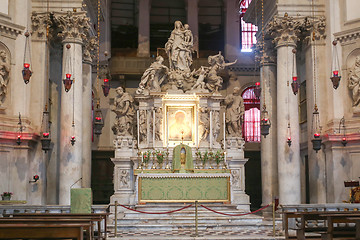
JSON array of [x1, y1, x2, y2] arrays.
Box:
[[226, 137, 250, 211], [110, 136, 136, 205]]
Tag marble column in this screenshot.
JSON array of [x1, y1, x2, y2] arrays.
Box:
[[28, 12, 50, 204], [55, 12, 89, 205], [186, 0, 199, 56], [269, 15, 302, 204], [259, 41, 278, 206], [224, 0, 240, 61], [137, 0, 151, 57], [82, 39, 95, 188], [304, 17, 327, 203]]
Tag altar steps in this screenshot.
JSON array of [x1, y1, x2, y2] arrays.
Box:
[[107, 204, 284, 239]]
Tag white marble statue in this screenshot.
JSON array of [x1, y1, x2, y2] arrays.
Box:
[[111, 87, 135, 136], [199, 107, 210, 141], [139, 110, 147, 143], [205, 52, 237, 93], [0, 50, 10, 105], [225, 87, 245, 137], [154, 107, 163, 141], [136, 56, 169, 94], [165, 21, 193, 72], [348, 56, 360, 107]]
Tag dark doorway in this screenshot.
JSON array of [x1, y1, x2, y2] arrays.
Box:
[[91, 151, 115, 204], [244, 151, 262, 211]]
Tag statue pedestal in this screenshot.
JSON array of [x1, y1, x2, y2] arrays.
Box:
[[226, 137, 250, 211], [110, 136, 136, 205]]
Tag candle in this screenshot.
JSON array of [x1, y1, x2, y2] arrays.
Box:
[[223, 112, 226, 150], [153, 109, 155, 147], [210, 110, 213, 148], [137, 110, 140, 148], [167, 111, 169, 148]]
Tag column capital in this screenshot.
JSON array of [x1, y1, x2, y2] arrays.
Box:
[[266, 14, 303, 48], [31, 12, 51, 41], [83, 36, 97, 63], [54, 11, 90, 44], [255, 40, 276, 65], [302, 16, 326, 45]]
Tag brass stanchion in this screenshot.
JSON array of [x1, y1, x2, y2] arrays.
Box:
[[191, 200, 199, 237], [272, 199, 275, 237], [115, 201, 118, 237]]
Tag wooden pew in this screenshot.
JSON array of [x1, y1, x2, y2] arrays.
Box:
[[283, 210, 360, 240], [0, 218, 92, 240], [12, 213, 109, 239], [320, 213, 360, 240]]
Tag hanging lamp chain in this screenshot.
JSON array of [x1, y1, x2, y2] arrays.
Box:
[[97, 0, 101, 105]]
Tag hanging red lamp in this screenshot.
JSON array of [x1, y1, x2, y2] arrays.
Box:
[[40, 105, 51, 152], [330, 40, 341, 89], [70, 136, 76, 146], [291, 49, 299, 95], [63, 73, 73, 92], [311, 105, 322, 152], [102, 78, 110, 97], [254, 82, 261, 99], [339, 117, 347, 146], [260, 104, 271, 137], [22, 31, 32, 84], [93, 102, 104, 135], [286, 123, 292, 147]]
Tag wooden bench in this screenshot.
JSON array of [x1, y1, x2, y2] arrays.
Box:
[[0, 218, 92, 240], [283, 210, 360, 240], [320, 213, 360, 240], [11, 213, 109, 239]]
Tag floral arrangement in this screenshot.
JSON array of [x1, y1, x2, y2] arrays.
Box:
[[1, 192, 13, 197], [143, 150, 151, 163], [214, 150, 224, 165], [201, 151, 208, 165], [156, 150, 164, 164]]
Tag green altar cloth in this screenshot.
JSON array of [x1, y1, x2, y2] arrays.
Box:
[[172, 144, 193, 172], [138, 173, 230, 203], [70, 188, 92, 213]]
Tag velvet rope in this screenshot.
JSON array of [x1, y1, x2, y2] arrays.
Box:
[[119, 204, 193, 214], [200, 203, 271, 216]]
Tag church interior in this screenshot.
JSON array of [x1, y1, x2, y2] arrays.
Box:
[[1, 0, 360, 239]]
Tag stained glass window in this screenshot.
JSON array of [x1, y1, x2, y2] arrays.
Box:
[[242, 86, 260, 142], [239, 0, 258, 52]]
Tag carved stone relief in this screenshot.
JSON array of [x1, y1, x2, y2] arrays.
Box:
[[0, 47, 10, 106], [154, 107, 163, 141], [199, 107, 210, 142], [139, 110, 147, 143], [119, 169, 130, 188], [348, 55, 360, 107], [212, 110, 220, 144]]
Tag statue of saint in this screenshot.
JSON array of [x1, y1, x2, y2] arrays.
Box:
[[165, 21, 193, 72], [111, 87, 135, 136], [0, 50, 10, 105], [225, 87, 244, 137], [348, 56, 360, 107], [136, 56, 169, 94]]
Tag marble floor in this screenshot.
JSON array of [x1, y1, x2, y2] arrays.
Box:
[[108, 228, 285, 239]]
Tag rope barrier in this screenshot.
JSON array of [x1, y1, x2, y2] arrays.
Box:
[[200, 203, 271, 216], [119, 204, 193, 214]]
